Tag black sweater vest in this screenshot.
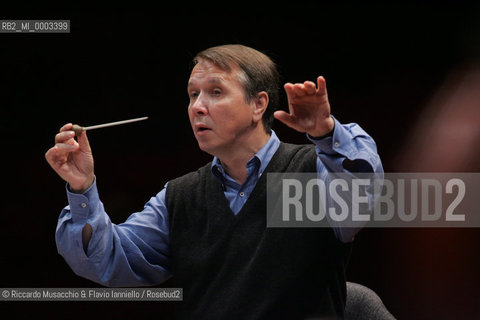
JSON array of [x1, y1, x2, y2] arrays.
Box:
[[166, 143, 352, 320]]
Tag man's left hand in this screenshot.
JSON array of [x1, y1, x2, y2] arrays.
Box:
[[274, 76, 334, 137]]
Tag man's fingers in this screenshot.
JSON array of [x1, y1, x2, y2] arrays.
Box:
[[285, 81, 317, 97], [55, 142, 79, 151], [316, 76, 327, 96], [304, 81, 316, 95], [59, 123, 73, 132], [285, 77, 327, 96], [45, 146, 58, 163], [293, 84, 306, 97], [55, 124, 77, 148], [45, 145, 72, 166], [55, 124, 91, 153], [284, 83, 298, 105], [55, 130, 76, 144], [76, 130, 92, 152], [284, 83, 295, 97]]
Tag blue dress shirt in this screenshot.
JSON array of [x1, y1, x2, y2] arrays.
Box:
[[55, 116, 383, 287]]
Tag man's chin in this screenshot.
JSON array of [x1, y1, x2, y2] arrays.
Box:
[[197, 141, 216, 156]]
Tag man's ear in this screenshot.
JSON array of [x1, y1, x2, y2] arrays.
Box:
[[252, 91, 269, 123]]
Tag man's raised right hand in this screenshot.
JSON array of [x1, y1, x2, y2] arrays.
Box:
[[45, 123, 95, 193]]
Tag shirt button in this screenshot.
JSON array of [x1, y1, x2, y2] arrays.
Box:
[[334, 141, 339, 148], [239, 192, 245, 197], [81, 203, 87, 208]]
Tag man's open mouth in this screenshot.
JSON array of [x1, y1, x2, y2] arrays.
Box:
[[195, 123, 212, 133]]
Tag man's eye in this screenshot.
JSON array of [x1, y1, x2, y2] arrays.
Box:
[[213, 89, 221, 95], [189, 92, 199, 98]]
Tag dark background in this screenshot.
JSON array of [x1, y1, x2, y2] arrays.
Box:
[[1, 2, 480, 319]]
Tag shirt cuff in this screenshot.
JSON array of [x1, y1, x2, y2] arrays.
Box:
[[66, 177, 100, 224], [306, 116, 353, 156]]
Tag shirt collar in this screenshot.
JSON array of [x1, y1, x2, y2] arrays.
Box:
[[211, 130, 281, 181]]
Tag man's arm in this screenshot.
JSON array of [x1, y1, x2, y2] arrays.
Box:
[[308, 116, 383, 242], [46, 123, 171, 286], [56, 179, 172, 287], [274, 76, 383, 242]]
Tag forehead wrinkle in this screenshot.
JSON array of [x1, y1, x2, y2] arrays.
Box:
[[208, 77, 225, 84], [188, 61, 245, 89], [188, 76, 226, 88]]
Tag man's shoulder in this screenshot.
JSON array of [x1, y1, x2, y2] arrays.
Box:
[[276, 142, 316, 162], [267, 142, 317, 173], [278, 141, 315, 154]]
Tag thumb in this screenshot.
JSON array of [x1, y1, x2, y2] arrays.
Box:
[[76, 130, 92, 153], [274, 110, 296, 128]]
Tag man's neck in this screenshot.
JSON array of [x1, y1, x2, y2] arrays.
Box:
[[217, 128, 270, 185]]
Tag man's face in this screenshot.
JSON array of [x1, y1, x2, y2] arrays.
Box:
[[187, 60, 256, 156]]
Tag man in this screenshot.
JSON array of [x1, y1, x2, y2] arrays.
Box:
[[46, 44, 383, 319]]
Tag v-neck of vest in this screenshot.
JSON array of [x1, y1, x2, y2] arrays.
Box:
[[206, 142, 294, 219]]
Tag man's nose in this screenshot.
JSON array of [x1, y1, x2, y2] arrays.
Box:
[[190, 94, 209, 115]]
